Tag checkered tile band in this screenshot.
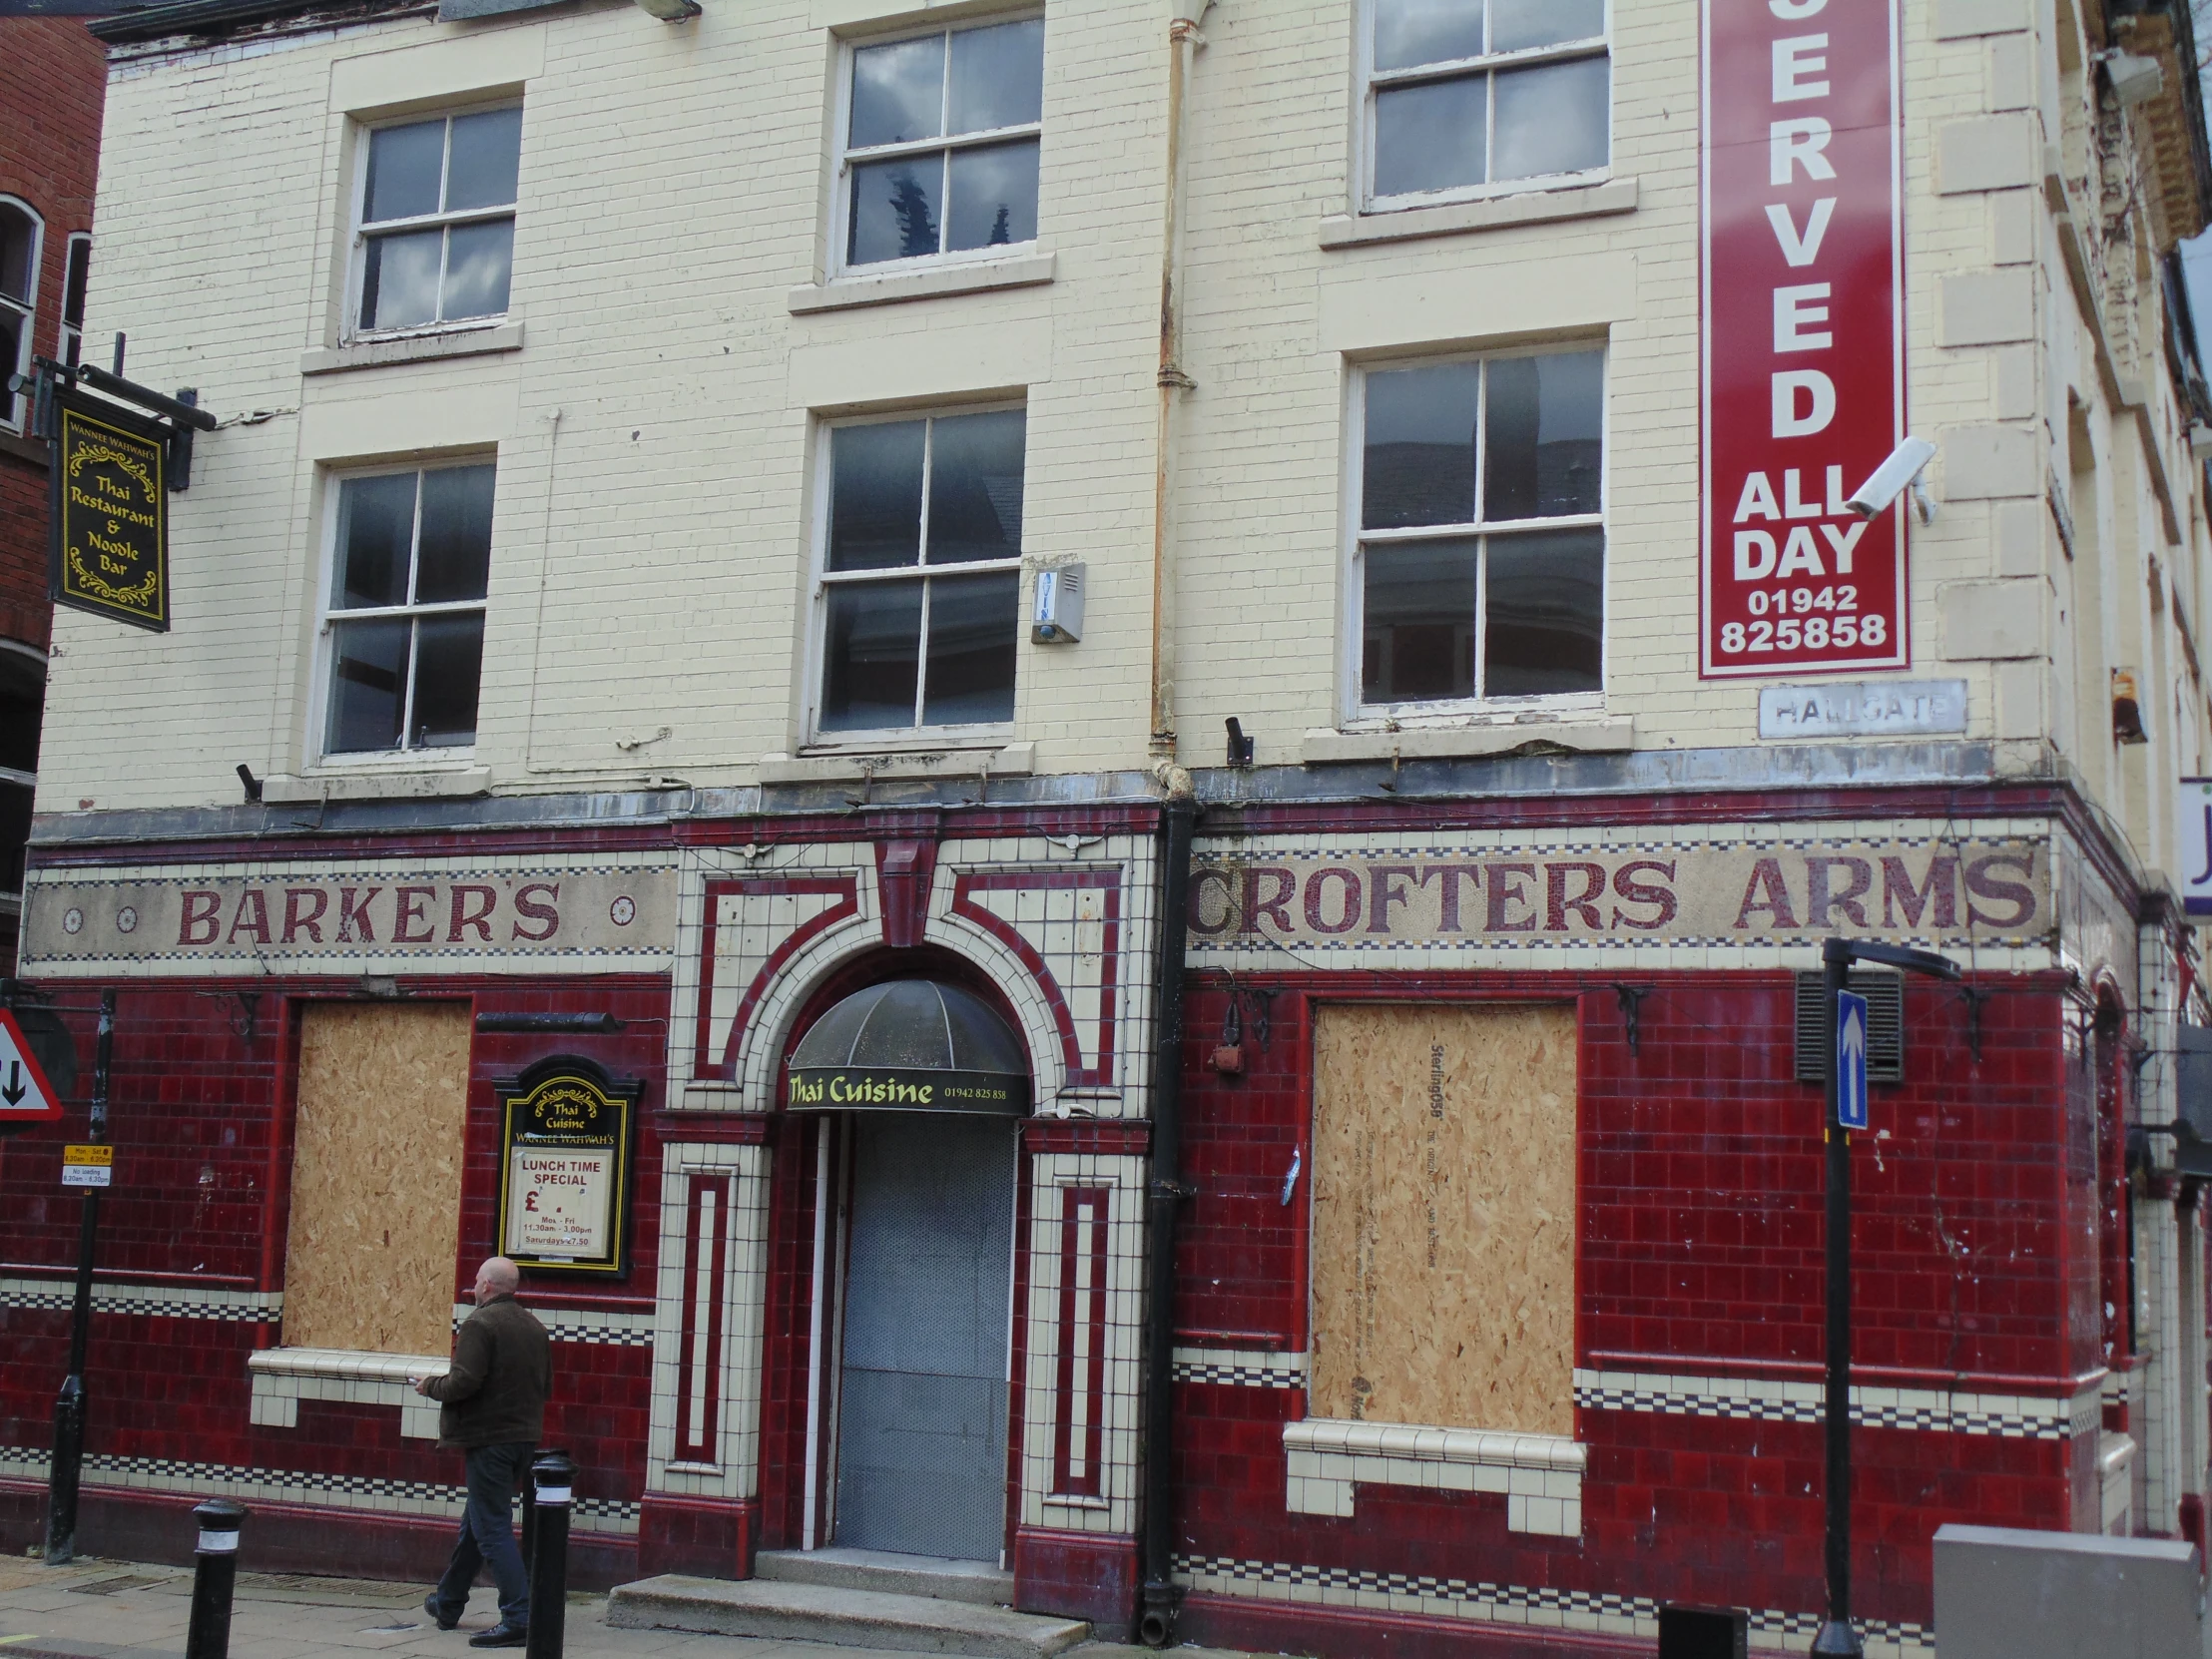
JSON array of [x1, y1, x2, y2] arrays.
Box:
[[0, 1445, 638, 1534], [1175, 1553, 1934, 1657], [1573, 1369, 2094, 1441], [0, 1278, 279, 1322], [451, 1303, 656, 1347], [1171, 1347, 1307, 1388]]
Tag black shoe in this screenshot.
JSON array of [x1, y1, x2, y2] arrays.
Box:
[[422, 1594, 459, 1632], [468, 1624, 528, 1649]]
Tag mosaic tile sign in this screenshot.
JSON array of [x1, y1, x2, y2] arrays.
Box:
[[1189, 829, 2049, 954], [19, 855, 678, 976]]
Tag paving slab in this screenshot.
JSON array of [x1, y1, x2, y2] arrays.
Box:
[[609, 1575, 1087, 1658]]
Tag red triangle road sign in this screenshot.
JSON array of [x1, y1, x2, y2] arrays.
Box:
[[0, 1009, 63, 1124]]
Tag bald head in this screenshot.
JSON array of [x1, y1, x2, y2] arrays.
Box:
[[473, 1257, 520, 1302]]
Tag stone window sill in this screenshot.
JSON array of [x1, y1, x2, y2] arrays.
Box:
[[0, 430, 48, 467], [1301, 718, 1633, 765], [1283, 1416, 1584, 1536], [789, 252, 1056, 314], [1320, 178, 1637, 250], [248, 1346, 448, 1438], [761, 742, 1035, 785], [301, 321, 524, 376], [265, 766, 492, 804]]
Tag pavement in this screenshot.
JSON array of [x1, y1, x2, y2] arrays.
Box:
[[0, 1553, 1257, 1659]]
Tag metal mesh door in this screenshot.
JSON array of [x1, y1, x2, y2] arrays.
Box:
[[833, 1113, 1015, 1560]]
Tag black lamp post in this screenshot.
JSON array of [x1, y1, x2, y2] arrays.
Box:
[[1810, 938, 1958, 1659]]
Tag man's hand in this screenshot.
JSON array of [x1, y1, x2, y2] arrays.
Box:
[[410, 1375, 432, 1396]]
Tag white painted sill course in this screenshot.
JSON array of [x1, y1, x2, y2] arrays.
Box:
[[1321, 179, 1637, 250], [265, 767, 492, 804], [762, 742, 1035, 785], [301, 321, 523, 375], [248, 1347, 449, 1438], [788, 252, 1056, 314], [1284, 1416, 1584, 1537], [1302, 718, 1633, 765]]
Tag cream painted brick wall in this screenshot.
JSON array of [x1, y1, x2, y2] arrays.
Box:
[[37, 0, 2212, 839]]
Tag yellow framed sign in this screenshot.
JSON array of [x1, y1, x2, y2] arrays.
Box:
[[50, 398, 170, 632], [493, 1056, 640, 1277]]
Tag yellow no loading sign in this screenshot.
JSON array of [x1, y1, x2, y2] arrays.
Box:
[[62, 1144, 112, 1187]]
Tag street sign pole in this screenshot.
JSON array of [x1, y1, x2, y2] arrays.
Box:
[[1813, 944, 1860, 1659], [45, 987, 112, 1565]]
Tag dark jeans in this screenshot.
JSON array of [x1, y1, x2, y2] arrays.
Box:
[[432, 1440, 533, 1628]]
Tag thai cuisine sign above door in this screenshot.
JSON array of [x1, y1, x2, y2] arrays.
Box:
[[1701, 0, 1907, 677]]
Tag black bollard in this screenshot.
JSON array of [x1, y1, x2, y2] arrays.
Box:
[[519, 1445, 565, 1576], [524, 1452, 572, 1659], [183, 1498, 245, 1659]]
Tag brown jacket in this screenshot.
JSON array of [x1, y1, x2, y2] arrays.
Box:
[[423, 1293, 550, 1450]]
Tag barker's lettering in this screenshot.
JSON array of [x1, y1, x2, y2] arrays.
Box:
[[337, 885, 380, 942], [449, 884, 497, 942], [282, 887, 328, 944], [511, 882, 560, 941], [180, 889, 222, 945], [393, 886, 436, 943]]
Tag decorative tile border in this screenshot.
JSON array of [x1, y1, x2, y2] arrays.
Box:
[[1574, 1369, 2100, 1441], [451, 1303, 657, 1347], [1, 1277, 280, 1322], [1283, 1418, 1583, 1537], [1175, 1552, 1935, 1657], [0, 1445, 639, 1534], [1171, 1347, 1308, 1388]]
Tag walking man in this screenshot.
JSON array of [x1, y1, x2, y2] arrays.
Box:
[[413, 1257, 550, 1648]]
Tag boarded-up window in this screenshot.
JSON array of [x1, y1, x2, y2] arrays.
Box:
[[1311, 1003, 1575, 1436], [283, 1002, 471, 1357]]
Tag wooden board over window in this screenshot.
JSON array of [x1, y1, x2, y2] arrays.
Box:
[[283, 1002, 471, 1357], [1310, 1003, 1576, 1436]]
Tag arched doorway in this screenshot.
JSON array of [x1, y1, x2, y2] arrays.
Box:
[[786, 977, 1031, 1563]]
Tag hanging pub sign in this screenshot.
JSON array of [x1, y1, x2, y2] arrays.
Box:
[[50, 393, 170, 632], [494, 1056, 640, 1276], [1700, 0, 1908, 678]]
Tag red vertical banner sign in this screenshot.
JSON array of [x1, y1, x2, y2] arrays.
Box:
[[1702, 0, 1907, 677]]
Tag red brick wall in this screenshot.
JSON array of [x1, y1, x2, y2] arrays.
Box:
[[0, 18, 106, 657]]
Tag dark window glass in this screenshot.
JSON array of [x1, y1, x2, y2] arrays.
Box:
[[1490, 0, 1604, 53], [823, 580, 923, 731], [361, 229, 442, 330], [0, 310, 22, 421], [445, 108, 523, 211], [1484, 528, 1603, 696], [927, 409, 1025, 563], [415, 465, 496, 602], [326, 619, 410, 753], [334, 473, 417, 609], [948, 19, 1044, 134], [441, 221, 514, 320], [830, 421, 927, 570], [922, 571, 1018, 725], [1484, 350, 1602, 521], [1375, 77, 1486, 199], [849, 158, 944, 265], [1492, 57, 1608, 182], [1364, 362, 1480, 529], [63, 238, 90, 328], [1375, 0, 1485, 72], [0, 206, 36, 303], [364, 120, 444, 223], [850, 33, 945, 149], [946, 141, 1039, 253], [412, 613, 485, 745], [0, 684, 40, 774], [1363, 540, 1477, 704], [0, 780, 31, 896]]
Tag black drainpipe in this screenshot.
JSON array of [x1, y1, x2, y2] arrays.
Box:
[[1137, 791, 1198, 1648]]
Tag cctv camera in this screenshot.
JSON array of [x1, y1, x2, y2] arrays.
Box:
[[2102, 50, 2163, 109], [1845, 437, 1936, 520]]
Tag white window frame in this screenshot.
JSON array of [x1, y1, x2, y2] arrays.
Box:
[[344, 100, 522, 343], [804, 402, 1026, 749], [0, 196, 44, 434], [1341, 344, 1609, 729], [831, 11, 1044, 278], [1357, 0, 1611, 216], [57, 232, 90, 368], [309, 456, 497, 766]]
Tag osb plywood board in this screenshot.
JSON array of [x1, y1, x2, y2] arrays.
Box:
[[284, 1003, 471, 1357], [1311, 1003, 1575, 1436]]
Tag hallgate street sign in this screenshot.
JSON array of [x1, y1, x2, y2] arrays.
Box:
[[1836, 989, 1870, 1131], [0, 1009, 65, 1128]]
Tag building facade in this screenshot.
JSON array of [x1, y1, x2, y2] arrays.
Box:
[[5, 1, 2212, 1654], [0, 18, 104, 972]]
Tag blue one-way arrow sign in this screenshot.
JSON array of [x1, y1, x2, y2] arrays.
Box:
[[1836, 989, 1870, 1131]]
